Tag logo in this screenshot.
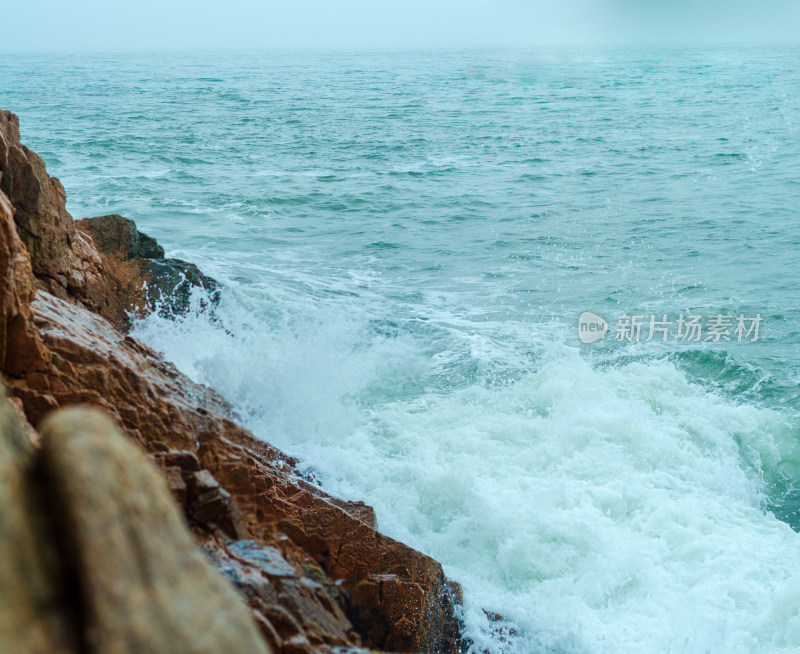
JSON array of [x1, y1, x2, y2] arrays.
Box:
[[578, 312, 608, 344], [577, 311, 762, 344]]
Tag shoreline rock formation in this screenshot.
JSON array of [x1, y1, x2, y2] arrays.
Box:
[[0, 108, 464, 654], [77, 213, 220, 320]]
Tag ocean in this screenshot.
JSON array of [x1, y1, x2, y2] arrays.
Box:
[[3, 47, 800, 653]]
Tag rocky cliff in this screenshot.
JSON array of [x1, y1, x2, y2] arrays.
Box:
[[0, 108, 464, 654]]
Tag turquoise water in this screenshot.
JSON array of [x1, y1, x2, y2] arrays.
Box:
[[3, 48, 800, 653]]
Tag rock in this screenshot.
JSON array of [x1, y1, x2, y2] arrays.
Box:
[[78, 214, 219, 320], [14, 288, 232, 444], [38, 406, 273, 654], [0, 393, 277, 654], [0, 110, 75, 290], [0, 111, 123, 323], [190, 468, 221, 492], [0, 392, 78, 654], [0, 110, 217, 330], [200, 437, 465, 654], [163, 466, 188, 506], [21, 282, 464, 651], [207, 539, 366, 653], [140, 256, 219, 317], [0, 111, 134, 328], [6, 394, 41, 446], [0, 189, 54, 381], [155, 448, 202, 472], [191, 483, 250, 540], [329, 499, 378, 530], [79, 214, 165, 261]]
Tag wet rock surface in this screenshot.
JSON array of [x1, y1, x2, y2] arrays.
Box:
[[78, 214, 219, 319]]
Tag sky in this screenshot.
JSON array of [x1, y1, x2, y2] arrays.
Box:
[[3, 0, 800, 51]]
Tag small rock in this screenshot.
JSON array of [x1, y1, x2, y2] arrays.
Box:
[[164, 466, 187, 507], [161, 449, 202, 472]]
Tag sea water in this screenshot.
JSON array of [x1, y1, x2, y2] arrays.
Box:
[[3, 47, 800, 653]]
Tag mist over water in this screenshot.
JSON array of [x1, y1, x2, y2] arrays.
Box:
[[4, 47, 800, 652], [4, 0, 800, 50]]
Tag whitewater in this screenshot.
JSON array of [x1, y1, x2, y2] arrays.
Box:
[[3, 47, 800, 653]]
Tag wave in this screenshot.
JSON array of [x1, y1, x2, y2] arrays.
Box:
[[132, 283, 800, 654]]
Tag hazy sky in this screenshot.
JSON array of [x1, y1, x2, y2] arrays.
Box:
[[4, 0, 800, 51]]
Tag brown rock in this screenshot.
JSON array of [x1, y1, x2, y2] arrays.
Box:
[[0, 189, 53, 380], [158, 448, 202, 471], [38, 406, 273, 654], [206, 538, 364, 652], [78, 214, 165, 261], [192, 485, 250, 540], [163, 465, 188, 506], [19, 289, 231, 444], [0, 392, 78, 654], [0, 110, 75, 291], [199, 437, 464, 653], [0, 110, 216, 331], [329, 499, 378, 530], [77, 214, 219, 321], [0, 110, 137, 328], [23, 279, 464, 651]]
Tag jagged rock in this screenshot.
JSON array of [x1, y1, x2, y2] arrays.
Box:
[[329, 499, 378, 531], [163, 465, 188, 505], [140, 257, 219, 316], [78, 214, 219, 320], [7, 286, 241, 445], [187, 469, 250, 540], [0, 394, 276, 654], [207, 539, 367, 653], [38, 407, 273, 654], [79, 214, 165, 261], [154, 448, 202, 472], [200, 437, 464, 654], [6, 393, 41, 447], [0, 190, 54, 382], [0, 110, 75, 290], [350, 575, 425, 650], [0, 110, 122, 323]]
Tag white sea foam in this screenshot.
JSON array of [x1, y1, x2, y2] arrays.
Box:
[[133, 286, 800, 654]]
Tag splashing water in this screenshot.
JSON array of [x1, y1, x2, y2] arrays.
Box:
[[132, 281, 800, 654]]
